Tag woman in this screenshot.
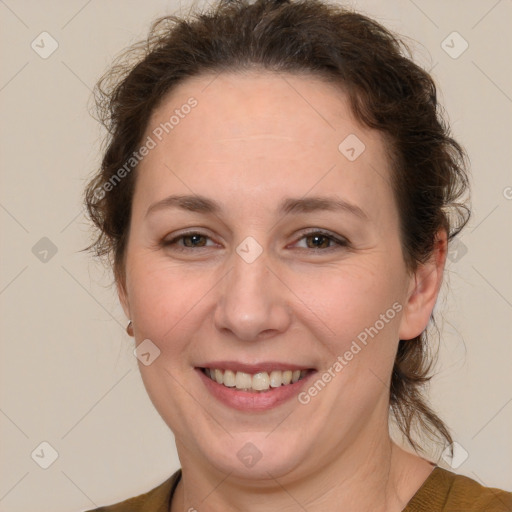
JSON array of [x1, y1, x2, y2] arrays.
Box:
[[82, 0, 512, 510]]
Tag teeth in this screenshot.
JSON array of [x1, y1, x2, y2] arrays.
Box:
[[269, 370, 282, 388], [223, 369, 236, 387], [282, 370, 292, 385], [235, 372, 252, 390], [203, 368, 309, 392], [253, 372, 270, 390], [214, 368, 224, 385]]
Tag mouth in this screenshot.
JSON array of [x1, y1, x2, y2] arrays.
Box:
[[199, 367, 314, 393]]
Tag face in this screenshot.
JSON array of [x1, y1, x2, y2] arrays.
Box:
[[118, 71, 442, 482]]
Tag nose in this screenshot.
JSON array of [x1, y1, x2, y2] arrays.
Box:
[[213, 248, 292, 342]]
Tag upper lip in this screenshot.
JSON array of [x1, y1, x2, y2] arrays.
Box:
[[197, 361, 315, 373]]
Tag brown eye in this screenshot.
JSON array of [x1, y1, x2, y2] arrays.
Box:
[[294, 230, 349, 251], [163, 232, 214, 250], [181, 233, 208, 247], [305, 233, 331, 249]]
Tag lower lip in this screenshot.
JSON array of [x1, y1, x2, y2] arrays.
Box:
[[196, 368, 316, 411]]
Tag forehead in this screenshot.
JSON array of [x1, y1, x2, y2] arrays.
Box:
[[136, 71, 394, 219], [148, 70, 366, 152]]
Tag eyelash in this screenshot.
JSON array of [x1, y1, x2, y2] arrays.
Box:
[[162, 229, 349, 253]]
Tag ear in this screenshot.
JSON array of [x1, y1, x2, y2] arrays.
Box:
[[398, 229, 448, 340], [116, 276, 131, 320]]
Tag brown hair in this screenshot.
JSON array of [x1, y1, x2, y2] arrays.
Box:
[[84, 0, 470, 454]]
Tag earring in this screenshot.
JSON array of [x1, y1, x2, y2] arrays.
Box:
[[126, 320, 134, 337]]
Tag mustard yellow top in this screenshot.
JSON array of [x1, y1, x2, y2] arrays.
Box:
[[84, 467, 512, 511]]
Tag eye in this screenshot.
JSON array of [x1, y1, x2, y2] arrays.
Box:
[[161, 229, 349, 253], [292, 229, 349, 251], [162, 231, 217, 251]]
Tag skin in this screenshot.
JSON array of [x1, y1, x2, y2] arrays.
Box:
[[117, 71, 447, 511]]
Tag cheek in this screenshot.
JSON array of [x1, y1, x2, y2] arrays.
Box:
[[126, 257, 218, 353], [125, 243, 406, 367], [292, 260, 403, 342]]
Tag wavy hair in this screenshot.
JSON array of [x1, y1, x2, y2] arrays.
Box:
[[84, 0, 470, 455]]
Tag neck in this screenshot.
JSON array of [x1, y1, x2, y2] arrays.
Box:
[[171, 425, 434, 512]]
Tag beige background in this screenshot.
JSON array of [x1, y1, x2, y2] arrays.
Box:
[[0, 0, 511, 510]]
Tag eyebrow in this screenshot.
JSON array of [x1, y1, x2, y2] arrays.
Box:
[[145, 194, 368, 220]]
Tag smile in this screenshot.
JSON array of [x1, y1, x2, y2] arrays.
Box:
[[200, 367, 311, 393]]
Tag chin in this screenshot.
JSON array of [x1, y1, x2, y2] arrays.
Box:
[[193, 430, 308, 481]]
